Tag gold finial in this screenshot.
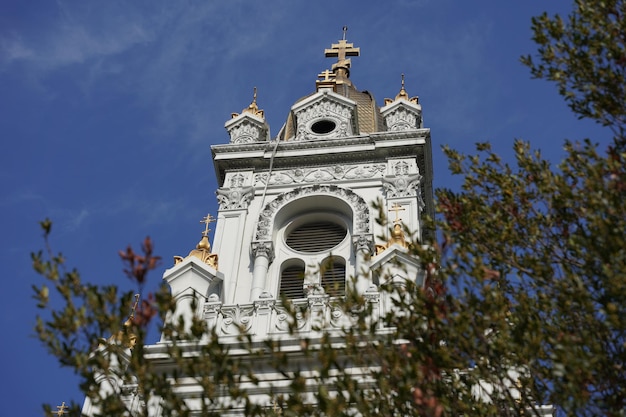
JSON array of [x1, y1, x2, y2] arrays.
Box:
[[231, 87, 265, 119], [123, 294, 140, 348], [389, 203, 408, 245], [125, 294, 140, 325], [324, 28, 360, 81], [384, 74, 419, 105], [55, 402, 68, 416], [174, 213, 219, 269]]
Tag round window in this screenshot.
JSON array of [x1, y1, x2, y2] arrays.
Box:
[[310, 119, 336, 134], [285, 221, 346, 253]]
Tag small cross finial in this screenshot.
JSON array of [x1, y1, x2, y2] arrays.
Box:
[[200, 214, 216, 237], [129, 294, 140, 319], [390, 203, 406, 224], [55, 402, 68, 416], [342, 25, 348, 40], [401, 73, 405, 89], [252, 86, 257, 104], [317, 69, 335, 81]]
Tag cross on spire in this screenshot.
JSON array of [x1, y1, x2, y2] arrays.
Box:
[[129, 294, 140, 320], [325, 37, 360, 64], [390, 203, 406, 224], [55, 402, 68, 416], [324, 26, 360, 77], [317, 69, 335, 82], [200, 214, 216, 237]]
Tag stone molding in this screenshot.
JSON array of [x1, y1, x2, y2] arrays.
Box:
[[254, 163, 386, 186], [254, 184, 370, 241]]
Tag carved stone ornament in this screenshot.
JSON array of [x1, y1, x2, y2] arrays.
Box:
[[364, 285, 380, 303], [203, 298, 222, 317], [220, 304, 254, 334], [216, 186, 254, 210], [229, 120, 267, 144], [254, 163, 386, 186], [382, 174, 422, 198], [384, 106, 421, 131], [352, 234, 374, 253], [254, 184, 370, 241], [251, 241, 274, 261], [254, 292, 275, 313], [274, 304, 306, 332]]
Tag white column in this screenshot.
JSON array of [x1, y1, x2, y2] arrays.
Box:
[[250, 241, 274, 301], [353, 234, 374, 294]]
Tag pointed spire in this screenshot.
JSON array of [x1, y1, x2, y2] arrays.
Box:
[[384, 74, 419, 105], [231, 87, 265, 119]]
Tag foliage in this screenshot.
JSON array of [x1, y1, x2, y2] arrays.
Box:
[[521, 0, 626, 143], [33, 1, 626, 416]]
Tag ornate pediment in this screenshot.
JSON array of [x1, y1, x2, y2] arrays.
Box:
[[290, 89, 357, 141], [380, 99, 422, 131]]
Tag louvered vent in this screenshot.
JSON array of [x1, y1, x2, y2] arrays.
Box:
[[280, 265, 305, 299], [322, 261, 346, 297], [286, 221, 346, 253]]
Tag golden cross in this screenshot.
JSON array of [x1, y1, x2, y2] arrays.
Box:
[[200, 214, 216, 237], [55, 402, 68, 416], [390, 203, 405, 224], [317, 69, 335, 81], [325, 26, 360, 63]]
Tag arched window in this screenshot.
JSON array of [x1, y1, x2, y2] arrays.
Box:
[[272, 196, 356, 301], [279, 261, 305, 299], [321, 257, 346, 297]]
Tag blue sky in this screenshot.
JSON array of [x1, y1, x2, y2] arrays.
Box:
[[0, 1, 611, 415]]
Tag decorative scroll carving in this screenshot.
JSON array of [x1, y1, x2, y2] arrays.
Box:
[[254, 163, 386, 186], [254, 185, 370, 241], [382, 173, 422, 198], [220, 304, 254, 334], [274, 303, 307, 332], [251, 241, 274, 261], [296, 98, 351, 124], [216, 186, 253, 210]]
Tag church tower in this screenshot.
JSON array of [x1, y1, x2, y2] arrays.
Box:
[[204, 32, 433, 307], [83, 32, 434, 416]]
